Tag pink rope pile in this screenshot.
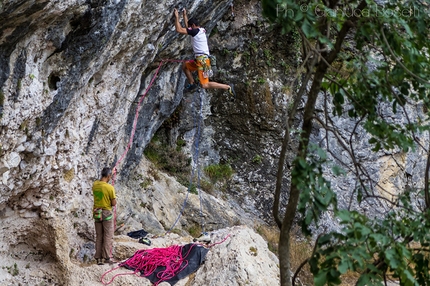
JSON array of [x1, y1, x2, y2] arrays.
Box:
[[120, 244, 195, 285], [100, 235, 231, 285]]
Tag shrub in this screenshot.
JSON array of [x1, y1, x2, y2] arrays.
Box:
[[204, 164, 234, 182], [188, 224, 202, 238], [144, 136, 191, 187]]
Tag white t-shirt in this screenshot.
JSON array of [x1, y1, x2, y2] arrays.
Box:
[[187, 27, 210, 56]]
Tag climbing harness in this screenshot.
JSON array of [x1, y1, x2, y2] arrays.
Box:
[[196, 55, 213, 78], [92, 208, 114, 221]]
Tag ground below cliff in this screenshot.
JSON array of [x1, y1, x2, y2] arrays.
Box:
[[0, 226, 280, 286]]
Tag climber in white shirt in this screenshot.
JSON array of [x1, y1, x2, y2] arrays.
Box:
[[173, 8, 235, 96]]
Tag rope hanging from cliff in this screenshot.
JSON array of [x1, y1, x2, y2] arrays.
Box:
[[106, 58, 186, 259], [111, 58, 186, 185], [106, 57, 207, 233], [196, 89, 206, 233]]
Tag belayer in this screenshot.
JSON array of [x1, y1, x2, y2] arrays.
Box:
[[173, 8, 236, 96], [92, 167, 117, 265]]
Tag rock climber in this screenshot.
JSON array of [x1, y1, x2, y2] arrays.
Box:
[[173, 8, 236, 96], [92, 167, 117, 265]]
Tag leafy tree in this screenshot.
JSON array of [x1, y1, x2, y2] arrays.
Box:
[[262, 0, 430, 285]]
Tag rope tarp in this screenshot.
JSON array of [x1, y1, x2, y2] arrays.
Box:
[[120, 243, 209, 285]]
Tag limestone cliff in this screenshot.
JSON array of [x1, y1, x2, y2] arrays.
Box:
[[2, 0, 426, 285], [0, 0, 291, 285]]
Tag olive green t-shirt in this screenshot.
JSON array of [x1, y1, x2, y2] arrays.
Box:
[[92, 180, 116, 211]]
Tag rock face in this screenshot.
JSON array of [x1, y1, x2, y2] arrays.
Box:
[[1, 0, 427, 285], [1, 1, 290, 284], [192, 226, 280, 286]]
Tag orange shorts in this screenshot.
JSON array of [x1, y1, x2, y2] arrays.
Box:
[[185, 58, 211, 85]]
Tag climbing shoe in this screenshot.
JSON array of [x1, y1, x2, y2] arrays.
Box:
[[104, 258, 118, 265], [193, 232, 211, 244], [184, 83, 198, 92], [139, 237, 152, 246], [97, 259, 104, 265], [228, 84, 236, 97]]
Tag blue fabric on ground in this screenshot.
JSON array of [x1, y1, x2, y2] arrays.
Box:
[[145, 243, 209, 285]]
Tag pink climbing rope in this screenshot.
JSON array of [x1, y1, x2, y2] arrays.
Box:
[[205, 234, 231, 248], [105, 58, 185, 267], [101, 244, 195, 285], [111, 58, 186, 185], [100, 265, 140, 285], [100, 235, 231, 285], [126, 245, 193, 280]]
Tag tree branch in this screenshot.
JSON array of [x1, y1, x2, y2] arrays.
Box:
[[273, 44, 317, 228], [379, 27, 430, 85], [292, 234, 322, 286], [326, 0, 367, 64], [424, 132, 430, 209]]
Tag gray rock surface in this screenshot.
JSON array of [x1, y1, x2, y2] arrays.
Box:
[[0, 0, 426, 285]]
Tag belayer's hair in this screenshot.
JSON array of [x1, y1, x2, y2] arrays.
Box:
[[187, 17, 199, 27], [101, 167, 112, 178]]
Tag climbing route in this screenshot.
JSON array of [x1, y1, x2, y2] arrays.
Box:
[[97, 59, 233, 285], [104, 57, 210, 238]]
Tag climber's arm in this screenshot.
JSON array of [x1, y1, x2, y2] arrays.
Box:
[[174, 8, 187, 35], [183, 9, 189, 28]]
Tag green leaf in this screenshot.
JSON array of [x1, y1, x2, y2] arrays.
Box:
[[331, 165, 344, 176], [314, 270, 328, 286], [384, 248, 400, 269], [309, 256, 320, 273], [337, 210, 351, 223], [401, 268, 417, 286], [318, 234, 332, 245], [301, 19, 315, 38], [357, 189, 363, 203], [298, 158, 307, 168], [356, 274, 370, 286], [351, 250, 365, 268], [338, 258, 350, 274], [294, 10, 303, 21], [317, 147, 326, 160]]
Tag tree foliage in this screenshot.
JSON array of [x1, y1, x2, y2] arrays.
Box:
[[262, 0, 430, 285]]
